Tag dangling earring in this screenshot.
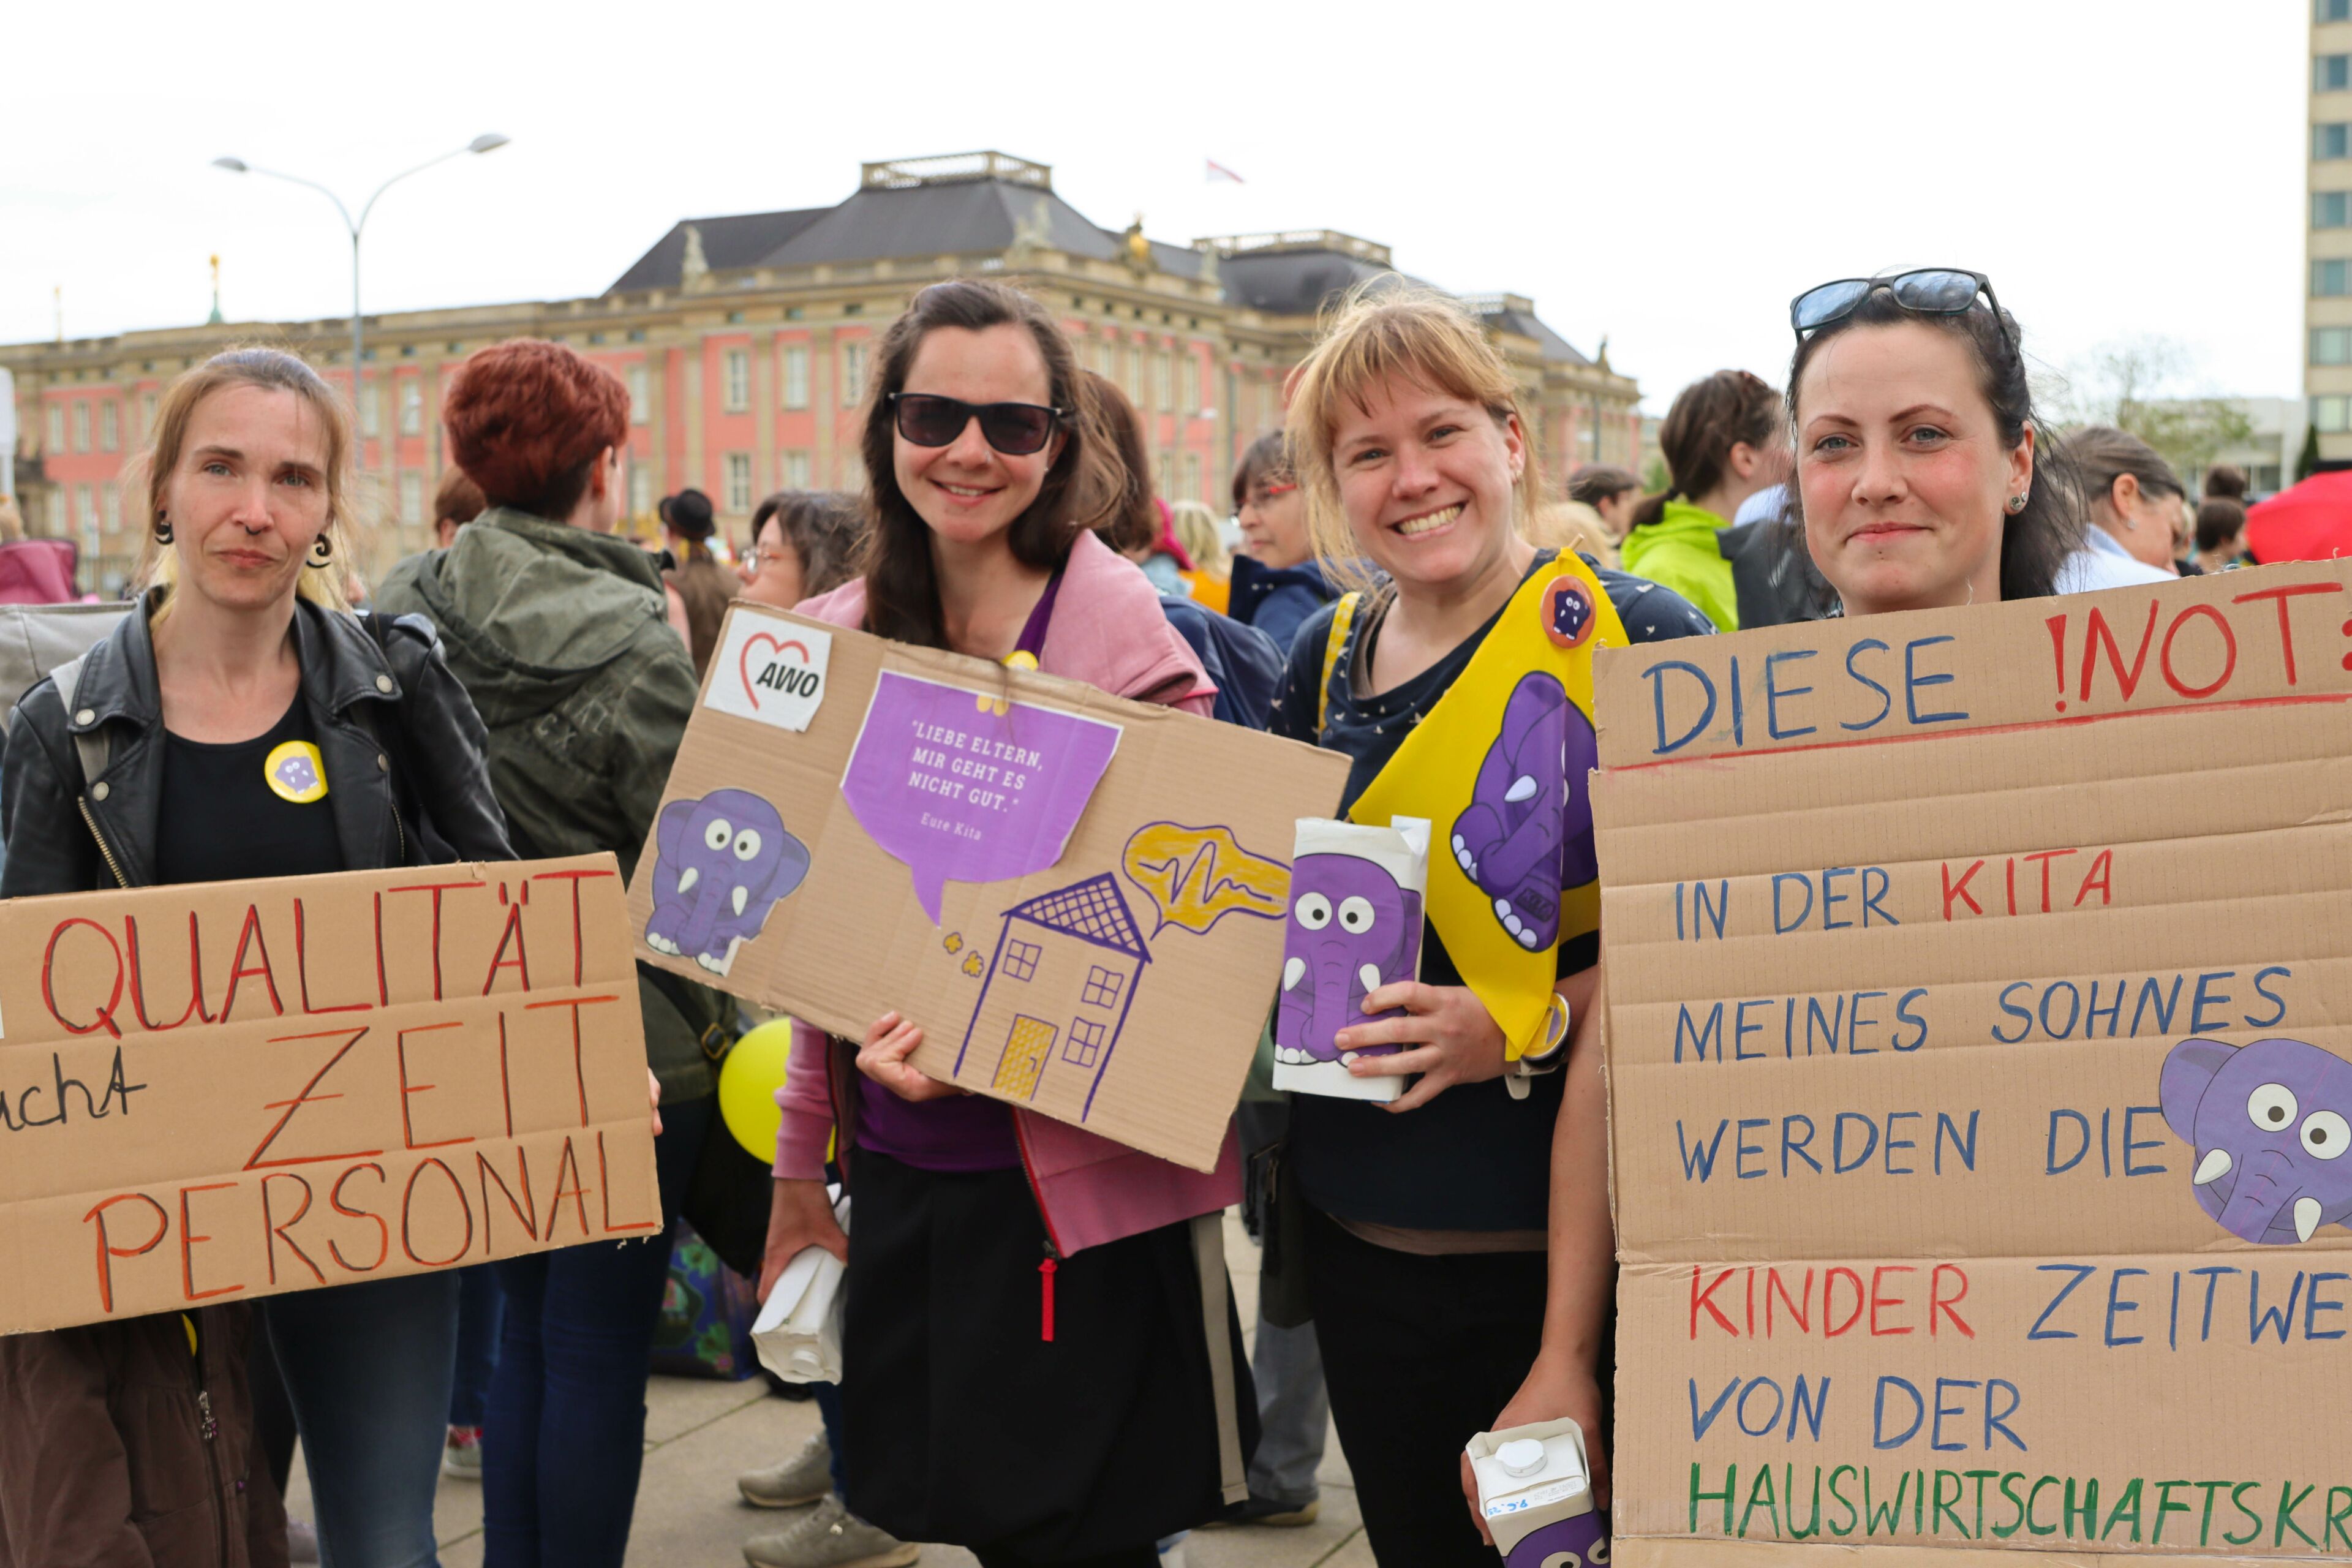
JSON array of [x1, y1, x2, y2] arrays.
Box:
[[153, 514, 173, 546], [307, 533, 335, 568]]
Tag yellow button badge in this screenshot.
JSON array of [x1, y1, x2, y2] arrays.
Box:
[[264, 740, 330, 804]]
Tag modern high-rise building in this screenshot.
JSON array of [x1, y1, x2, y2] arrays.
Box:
[[2, 151, 1640, 595], [2310, 2, 2352, 461]]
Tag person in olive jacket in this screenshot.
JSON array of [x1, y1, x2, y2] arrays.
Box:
[[0, 349, 511, 1567], [371, 338, 715, 1568]]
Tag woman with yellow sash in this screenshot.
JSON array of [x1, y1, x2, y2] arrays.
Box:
[[1265, 285, 1709, 1564]]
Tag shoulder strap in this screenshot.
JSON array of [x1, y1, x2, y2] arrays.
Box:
[[50, 654, 109, 793], [1316, 593, 1360, 735]]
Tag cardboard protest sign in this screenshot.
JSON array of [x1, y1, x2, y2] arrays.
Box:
[[628, 603, 1349, 1173], [1592, 562, 2352, 1562], [0, 856, 658, 1336]]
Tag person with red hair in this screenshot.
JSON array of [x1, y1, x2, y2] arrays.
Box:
[[375, 339, 720, 1568]]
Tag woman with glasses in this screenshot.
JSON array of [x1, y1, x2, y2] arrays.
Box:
[[755, 279, 1256, 1568], [736, 489, 867, 611], [1780, 269, 2082, 615], [1227, 431, 1338, 652], [1618, 369, 1787, 632]]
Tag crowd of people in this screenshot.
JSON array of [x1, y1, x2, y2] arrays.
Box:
[[0, 265, 2272, 1568]]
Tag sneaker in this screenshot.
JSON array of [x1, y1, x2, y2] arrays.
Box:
[[1199, 1491, 1320, 1527], [739, 1430, 834, 1509], [286, 1519, 320, 1564], [442, 1425, 485, 1480], [742, 1493, 919, 1568]]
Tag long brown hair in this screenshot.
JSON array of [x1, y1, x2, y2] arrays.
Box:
[[134, 347, 358, 617], [1085, 371, 1161, 554], [1629, 369, 1781, 531], [857, 280, 1118, 647]]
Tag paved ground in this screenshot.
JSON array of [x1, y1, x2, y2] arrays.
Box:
[[286, 1212, 1376, 1567]]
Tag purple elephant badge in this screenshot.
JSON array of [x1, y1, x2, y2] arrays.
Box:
[[1274, 853, 1423, 1068], [644, 788, 811, 976], [2161, 1036, 2352, 1245], [1449, 672, 1599, 952]]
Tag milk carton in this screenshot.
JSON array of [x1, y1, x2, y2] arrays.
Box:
[[1270, 815, 1428, 1102], [751, 1190, 850, 1384], [1465, 1418, 1608, 1566]]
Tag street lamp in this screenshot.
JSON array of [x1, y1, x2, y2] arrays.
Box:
[[211, 134, 511, 420]]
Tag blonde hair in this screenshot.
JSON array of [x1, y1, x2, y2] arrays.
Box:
[[1168, 499, 1228, 576], [0, 494, 23, 544], [134, 348, 358, 621], [1283, 282, 1542, 591], [1526, 500, 1615, 570]]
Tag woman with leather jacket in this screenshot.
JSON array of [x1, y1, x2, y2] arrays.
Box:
[[0, 349, 511, 1568]]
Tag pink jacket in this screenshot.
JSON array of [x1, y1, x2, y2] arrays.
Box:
[[772, 531, 1243, 1254]]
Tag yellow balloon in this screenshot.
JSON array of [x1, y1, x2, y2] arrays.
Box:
[[719, 1018, 795, 1163]]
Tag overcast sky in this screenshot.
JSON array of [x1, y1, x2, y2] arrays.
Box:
[[2, 0, 2306, 413]]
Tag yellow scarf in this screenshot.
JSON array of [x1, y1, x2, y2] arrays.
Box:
[[1323, 556, 1622, 1060]]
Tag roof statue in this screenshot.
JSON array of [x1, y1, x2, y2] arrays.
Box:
[[1123, 215, 1153, 276], [1005, 194, 1054, 271], [680, 224, 709, 292]]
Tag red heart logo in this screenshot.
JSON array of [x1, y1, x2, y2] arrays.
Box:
[[739, 633, 812, 710]]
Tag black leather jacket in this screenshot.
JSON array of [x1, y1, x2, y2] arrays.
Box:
[[0, 592, 511, 895]]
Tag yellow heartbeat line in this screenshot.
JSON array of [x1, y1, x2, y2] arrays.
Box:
[[1137, 841, 1285, 912]]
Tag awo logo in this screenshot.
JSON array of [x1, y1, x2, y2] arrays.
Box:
[[706, 617, 832, 733]]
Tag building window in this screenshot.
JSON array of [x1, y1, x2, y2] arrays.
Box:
[[2320, 192, 2351, 230], [1181, 353, 1200, 415], [71, 402, 89, 453], [2324, 54, 2352, 92], [399, 382, 423, 436], [724, 452, 753, 513], [99, 401, 118, 452], [2318, 124, 2351, 161], [2315, 394, 2352, 434], [630, 462, 655, 518], [627, 364, 649, 425], [2326, 0, 2352, 23], [783, 450, 812, 489], [100, 484, 120, 533], [1154, 352, 1174, 413], [398, 472, 423, 526], [1080, 965, 1125, 1008], [723, 348, 750, 412], [140, 393, 157, 440], [841, 343, 869, 407], [1183, 451, 1201, 503], [46, 404, 65, 454], [358, 382, 380, 438], [2317, 258, 2352, 296], [1002, 937, 1041, 982], [2316, 327, 2352, 364], [1062, 1016, 1107, 1069], [783, 345, 810, 410], [75, 484, 94, 532], [1125, 345, 1145, 404]]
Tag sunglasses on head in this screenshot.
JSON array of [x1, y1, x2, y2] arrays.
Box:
[[888, 392, 1066, 457], [1790, 269, 2005, 342]]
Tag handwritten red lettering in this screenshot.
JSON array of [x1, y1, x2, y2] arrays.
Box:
[[1940, 860, 1984, 919], [260, 1172, 323, 1286], [244, 1028, 382, 1170], [477, 1147, 537, 1246], [177, 1182, 243, 1302], [295, 898, 371, 1015], [396, 1021, 474, 1152], [597, 1131, 660, 1234], [1930, 1262, 1974, 1337], [385, 880, 485, 1001], [400, 1158, 474, 1268], [221, 905, 285, 1022], [83, 1192, 168, 1314], [126, 913, 213, 1030], [327, 1163, 389, 1272], [2233, 580, 2338, 685], [530, 868, 617, 986], [526, 994, 621, 1128], [43, 918, 125, 1039]]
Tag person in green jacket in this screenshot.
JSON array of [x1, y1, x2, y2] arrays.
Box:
[[1619, 368, 1787, 631], [372, 338, 717, 1568]]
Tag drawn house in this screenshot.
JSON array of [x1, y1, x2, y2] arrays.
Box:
[[954, 873, 1150, 1122]]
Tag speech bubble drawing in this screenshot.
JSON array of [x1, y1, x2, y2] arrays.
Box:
[[840, 671, 1122, 924], [1121, 821, 1291, 938]]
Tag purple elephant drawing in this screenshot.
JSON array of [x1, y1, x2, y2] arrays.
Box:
[[643, 788, 811, 976], [1274, 853, 1422, 1067], [1448, 672, 1599, 952], [2161, 1036, 2352, 1245]]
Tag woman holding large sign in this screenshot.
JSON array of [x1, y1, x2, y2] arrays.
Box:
[[0, 349, 512, 1567], [759, 279, 1255, 1568], [1266, 286, 1708, 1565]]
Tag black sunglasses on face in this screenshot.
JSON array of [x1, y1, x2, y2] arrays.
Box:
[[1790, 269, 2007, 343], [888, 392, 1066, 457]]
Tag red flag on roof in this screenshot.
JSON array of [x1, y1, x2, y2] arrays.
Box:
[[1205, 159, 1245, 183]]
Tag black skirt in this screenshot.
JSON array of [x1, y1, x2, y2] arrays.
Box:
[[839, 1150, 1256, 1559]]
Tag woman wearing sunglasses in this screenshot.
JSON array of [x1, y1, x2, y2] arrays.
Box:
[[756, 279, 1255, 1568], [1782, 269, 2081, 614]]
